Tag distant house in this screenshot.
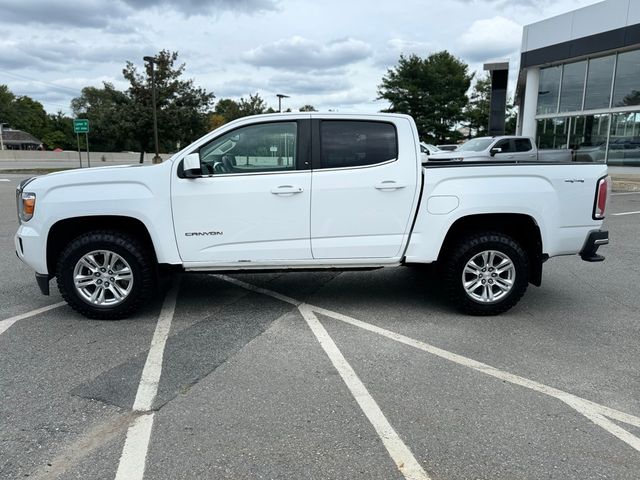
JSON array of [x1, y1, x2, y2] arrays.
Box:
[[0, 128, 43, 150]]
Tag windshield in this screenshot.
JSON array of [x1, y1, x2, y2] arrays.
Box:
[[456, 138, 494, 152]]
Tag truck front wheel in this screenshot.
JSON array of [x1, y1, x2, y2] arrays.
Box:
[[56, 230, 155, 320], [442, 232, 529, 315]]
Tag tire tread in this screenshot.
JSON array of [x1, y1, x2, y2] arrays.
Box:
[[442, 231, 529, 316], [56, 230, 155, 320]]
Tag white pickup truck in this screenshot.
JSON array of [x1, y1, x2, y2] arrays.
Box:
[[428, 136, 572, 163], [15, 113, 610, 319]]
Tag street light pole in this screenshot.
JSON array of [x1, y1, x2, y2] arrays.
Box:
[[144, 56, 161, 164], [276, 93, 290, 113]]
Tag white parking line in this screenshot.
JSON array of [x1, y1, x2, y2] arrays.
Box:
[[114, 280, 180, 480], [612, 210, 640, 216], [612, 192, 640, 196], [219, 276, 640, 457], [0, 179, 10, 182], [0, 302, 66, 336], [309, 304, 640, 452], [300, 305, 430, 480]]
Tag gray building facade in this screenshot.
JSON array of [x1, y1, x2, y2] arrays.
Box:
[[517, 0, 640, 165]]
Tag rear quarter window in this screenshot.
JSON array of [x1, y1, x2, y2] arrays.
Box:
[[320, 121, 398, 169]]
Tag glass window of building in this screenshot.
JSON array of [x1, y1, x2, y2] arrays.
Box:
[[570, 115, 609, 163], [537, 66, 561, 114], [612, 50, 640, 108], [559, 61, 587, 112], [608, 112, 640, 166], [536, 117, 569, 149], [584, 56, 615, 110]]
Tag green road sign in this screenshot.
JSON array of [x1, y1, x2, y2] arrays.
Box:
[[74, 119, 90, 134]]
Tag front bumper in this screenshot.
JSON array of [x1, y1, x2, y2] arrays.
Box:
[[580, 230, 609, 262]]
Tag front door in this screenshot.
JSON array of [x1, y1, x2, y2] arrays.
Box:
[[172, 120, 312, 264]]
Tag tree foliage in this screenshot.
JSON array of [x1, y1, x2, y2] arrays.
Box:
[[378, 51, 473, 142], [1, 85, 75, 150], [464, 74, 491, 137], [121, 50, 215, 153], [299, 104, 317, 112], [464, 74, 518, 137], [71, 83, 133, 151], [213, 93, 268, 124]]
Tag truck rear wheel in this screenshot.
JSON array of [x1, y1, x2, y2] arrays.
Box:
[[56, 230, 155, 320], [442, 232, 529, 315]]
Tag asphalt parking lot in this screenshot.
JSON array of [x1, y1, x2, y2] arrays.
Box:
[[1, 173, 639, 480]]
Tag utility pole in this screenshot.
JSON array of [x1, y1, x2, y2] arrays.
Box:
[[144, 55, 162, 164]]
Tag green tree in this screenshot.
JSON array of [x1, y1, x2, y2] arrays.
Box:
[[505, 102, 517, 135], [238, 93, 267, 116], [464, 74, 491, 138], [378, 51, 473, 142], [122, 50, 215, 157], [46, 111, 75, 149], [299, 104, 317, 112], [0, 85, 70, 146], [214, 98, 241, 122], [41, 130, 69, 150], [0, 85, 17, 127], [71, 83, 133, 151], [214, 93, 268, 124]]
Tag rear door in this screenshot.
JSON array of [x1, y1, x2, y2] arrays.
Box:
[[513, 138, 537, 162], [310, 117, 419, 259]]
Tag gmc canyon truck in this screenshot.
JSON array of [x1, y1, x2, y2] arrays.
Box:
[[14, 113, 610, 319]]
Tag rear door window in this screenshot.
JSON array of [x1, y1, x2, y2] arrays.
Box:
[[515, 139, 533, 152], [319, 121, 397, 169]]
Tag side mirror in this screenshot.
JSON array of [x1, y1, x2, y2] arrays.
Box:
[[490, 147, 502, 157], [183, 152, 201, 178]]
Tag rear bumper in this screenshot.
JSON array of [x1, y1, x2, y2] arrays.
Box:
[[580, 230, 609, 262]]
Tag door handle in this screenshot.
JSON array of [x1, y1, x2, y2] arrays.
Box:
[[271, 185, 303, 195], [375, 181, 406, 191], [507, 155, 514, 159]]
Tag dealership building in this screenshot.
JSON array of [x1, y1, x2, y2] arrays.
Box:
[[516, 0, 640, 165]]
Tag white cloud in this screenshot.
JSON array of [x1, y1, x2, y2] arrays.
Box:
[[374, 38, 433, 68], [267, 73, 351, 94], [242, 36, 373, 70], [457, 16, 523, 62], [0, 0, 279, 27], [0, 0, 606, 115]]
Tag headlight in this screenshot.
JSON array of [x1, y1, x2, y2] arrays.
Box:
[[18, 192, 36, 222]]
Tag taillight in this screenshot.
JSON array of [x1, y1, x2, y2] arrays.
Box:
[[593, 175, 610, 220]]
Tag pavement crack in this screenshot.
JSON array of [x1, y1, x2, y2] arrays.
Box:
[[27, 411, 136, 480]]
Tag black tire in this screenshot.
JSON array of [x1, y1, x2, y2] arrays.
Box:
[[56, 230, 156, 320], [441, 232, 529, 316]]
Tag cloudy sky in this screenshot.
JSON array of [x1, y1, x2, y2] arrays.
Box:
[[0, 0, 601, 115]]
